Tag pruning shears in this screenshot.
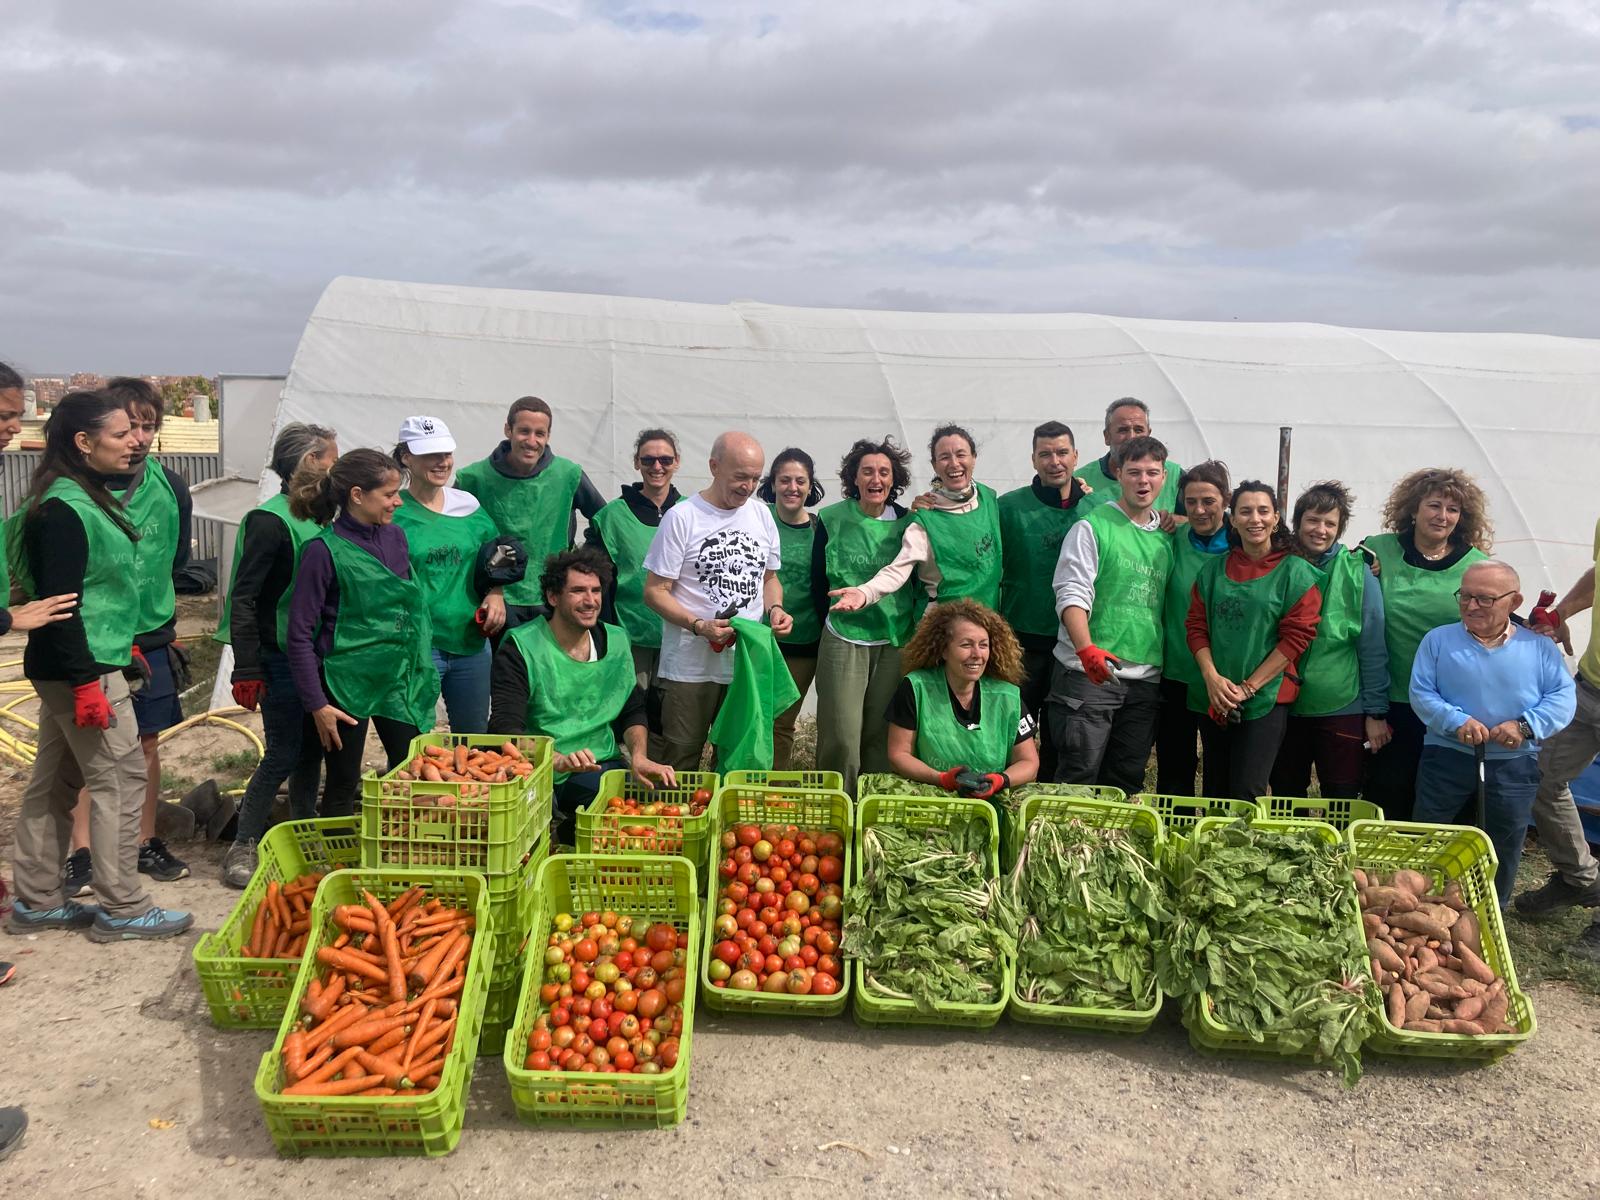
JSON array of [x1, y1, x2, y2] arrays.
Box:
[[708, 602, 740, 654]]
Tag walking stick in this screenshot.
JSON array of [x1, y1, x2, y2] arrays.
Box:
[[1474, 740, 1487, 830]]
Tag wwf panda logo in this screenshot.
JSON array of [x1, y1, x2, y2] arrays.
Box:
[[419, 419, 437, 434]]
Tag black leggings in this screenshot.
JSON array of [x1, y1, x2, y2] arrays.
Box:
[[1364, 701, 1425, 822], [1154, 677, 1204, 797], [1198, 703, 1289, 803], [320, 716, 421, 817]]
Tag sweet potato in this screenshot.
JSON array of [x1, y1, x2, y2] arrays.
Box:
[[1454, 994, 1486, 1021], [1458, 944, 1496, 986], [1360, 885, 1418, 914], [1369, 937, 1405, 975], [1362, 912, 1383, 937], [1452, 909, 1483, 957], [1391, 868, 1432, 897], [1415, 902, 1460, 929], [1389, 910, 1452, 941], [1479, 981, 1508, 1030], [1439, 1018, 1486, 1035], [1386, 983, 1407, 1028], [1404, 990, 1431, 1024], [1404, 1019, 1442, 1033]]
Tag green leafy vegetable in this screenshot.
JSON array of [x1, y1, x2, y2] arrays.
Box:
[[856, 773, 946, 798], [1156, 818, 1374, 1086], [841, 815, 1013, 1012], [996, 815, 1171, 1012]]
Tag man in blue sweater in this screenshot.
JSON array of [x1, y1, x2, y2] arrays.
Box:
[[1410, 561, 1576, 905]]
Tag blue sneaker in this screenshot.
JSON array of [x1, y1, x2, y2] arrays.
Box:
[[5, 898, 98, 934], [86, 906, 194, 944]]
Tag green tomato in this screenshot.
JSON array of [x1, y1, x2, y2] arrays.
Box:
[[543, 946, 565, 966], [554, 913, 574, 932], [551, 962, 571, 983], [594, 961, 620, 984], [708, 959, 732, 982]]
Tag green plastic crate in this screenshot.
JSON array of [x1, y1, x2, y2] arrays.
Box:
[[850, 794, 1011, 1028], [1264, 796, 1384, 830], [999, 783, 1127, 870], [360, 734, 552, 875], [574, 770, 719, 869], [1347, 819, 1535, 1061], [722, 769, 845, 793], [480, 831, 548, 975], [1131, 794, 1257, 868], [1005, 795, 1166, 1034], [503, 854, 700, 1128], [254, 869, 493, 1157], [1176, 817, 1365, 1061], [192, 818, 361, 1029], [855, 773, 943, 801], [478, 975, 523, 1059], [699, 785, 852, 1016]]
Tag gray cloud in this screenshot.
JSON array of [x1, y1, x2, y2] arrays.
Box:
[[2, 0, 1597, 371]]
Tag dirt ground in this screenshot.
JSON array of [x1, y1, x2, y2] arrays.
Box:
[[3, 603, 1599, 1196]]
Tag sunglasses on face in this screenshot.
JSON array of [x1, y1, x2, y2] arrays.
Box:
[[1455, 589, 1516, 609], [639, 456, 676, 468]]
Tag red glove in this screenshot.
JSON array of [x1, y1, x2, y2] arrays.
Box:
[[1076, 644, 1121, 685], [936, 765, 970, 792], [128, 645, 152, 690], [232, 679, 267, 711], [73, 681, 112, 730], [1530, 590, 1559, 630], [968, 772, 1009, 800]]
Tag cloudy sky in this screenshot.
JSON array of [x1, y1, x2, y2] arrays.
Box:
[[5, 0, 1599, 373]]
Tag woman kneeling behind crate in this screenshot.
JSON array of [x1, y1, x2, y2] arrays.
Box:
[[489, 547, 676, 844]]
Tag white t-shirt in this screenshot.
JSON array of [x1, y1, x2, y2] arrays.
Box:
[[644, 493, 782, 684]]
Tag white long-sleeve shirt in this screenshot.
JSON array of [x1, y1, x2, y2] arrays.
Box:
[[1051, 505, 1164, 681]]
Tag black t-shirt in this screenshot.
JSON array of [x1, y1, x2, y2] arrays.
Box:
[[886, 677, 1036, 744], [1396, 529, 1474, 571]]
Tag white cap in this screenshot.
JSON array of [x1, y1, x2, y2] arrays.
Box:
[[397, 415, 456, 455]]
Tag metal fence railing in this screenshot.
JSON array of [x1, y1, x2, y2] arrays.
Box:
[[0, 451, 225, 564]]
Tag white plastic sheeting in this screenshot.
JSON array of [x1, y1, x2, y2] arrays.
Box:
[[277, 276, 1600, 622]]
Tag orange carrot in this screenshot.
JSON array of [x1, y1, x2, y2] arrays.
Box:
[[284, 1030, 309, 1081], [402, 998, 437, 1071], [245, 895, 269, 958], [283, 1073, 382, 1097], [316, 947, 388, 984], [403, 1056, 444, 1087], [367, 1025, 409, 1056], [387, 886, 425, 922], [422, 743, 451, 760], [409, 1015, 454, 1059], [420, 762, 442, 782], [303, 1002, 367, 1050], [300, 1045, 363, 1085], [356, 1086, 399, 1096], [418, 973, 466, 1003], [408, 929, 460, 991], [501, 740, 523, 759], [369, 896, 406, 1003], [332, 1012, 413, 1049], [453, 744, 468, 775]]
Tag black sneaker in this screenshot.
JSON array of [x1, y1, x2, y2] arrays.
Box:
[[138, 838, 189, 882], [64, 848, 93, 898], [0, 1106, 27, 1161], [1570, 921, 1600, 965], [1513, 871, 1600, 916]]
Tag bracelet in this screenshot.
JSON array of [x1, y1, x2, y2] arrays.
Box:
[[690, 618, 703, 637], [767, 605, 785, 621], [1240, 681, 1257, 699]]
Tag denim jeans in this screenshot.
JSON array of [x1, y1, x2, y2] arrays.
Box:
[[552, 759, 625, 845], [1412, 744, 1539, 905], [236, 651, 326, 843], [432, 644, 492, 733]]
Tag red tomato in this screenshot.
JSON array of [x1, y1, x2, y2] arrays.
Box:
[[637, 989, 666, 1019], [783, 954, 805, 972], [646, 923, 677, 953], [614, 990, 639, 1014], [786, 971, 812, 995], [726, 881, 750, 904], [816, 833, 844, 856], [811, 971, 839, 996], [719, 857, 738, 880], [658, 1039, 680, 1069], [798, 837, 817, 857], [714, 939, 741, 966], [764, 954, 783, 975], [736, 825, 762, 847], [800, 945, 820, 966], [574, 939, 599, 963], [815, 931, 838, 955], [757, 934, 779, 956], [735, 908, 758, 931], [613, 1049, 636, 1072], [664, 976, 686, 1004], [539, 983, 561, 1005], [733, 845, 754, 866], [528, 1028, 552, 1051], [549, 1005, 571, 1028], [777, 838, 797, 859], [650, 949, 676, 974], [817, 856, 843, 883], [526, 1050, 552, 1071], [817, 954, 841, 978]]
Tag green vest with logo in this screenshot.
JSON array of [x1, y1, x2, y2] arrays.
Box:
[[818, 500, 912, 646], [111, 462, 179, 637], [317, 529, 438, 729], [1293, 546, 1364, 717], [1083, 504, 1174, 668], [392, 494, 499, 656], [912, 483, 1002, 620], [906, 668, 1019, 776], [456, 454, 582, 605], [508, 616, 634, 784], [1361, 533, 1487, 704], [1188, 552, 1322, 719], [997, 483, 1082, 639], [214, 493, 322, 648], [770, 505, 821, 646], [589, 497, 666, 650]]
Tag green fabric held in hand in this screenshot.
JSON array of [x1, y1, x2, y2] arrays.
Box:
[[709, 617, 801, 771]]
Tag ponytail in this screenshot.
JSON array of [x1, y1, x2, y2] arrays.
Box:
[[289, 447, 398, 526]]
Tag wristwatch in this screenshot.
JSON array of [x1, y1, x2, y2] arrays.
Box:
[[1517, 717, 1535, 741]]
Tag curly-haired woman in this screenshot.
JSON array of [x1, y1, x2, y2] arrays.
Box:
[[1358, 467, 1492, 819], [884, 599, 1039, 799]]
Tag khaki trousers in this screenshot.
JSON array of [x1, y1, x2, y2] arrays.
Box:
[[12, 672, 151, 917], [1532, 674, 1600, 887], [656, 678, 727, 773]]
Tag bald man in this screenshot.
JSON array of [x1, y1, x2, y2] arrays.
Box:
[[643, 433, 791, 771], [1409, 561, 1575, 904]]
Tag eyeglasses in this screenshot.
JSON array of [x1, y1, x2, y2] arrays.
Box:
[[639, 456, 676, 468], [1455, 589, 1516, 609]]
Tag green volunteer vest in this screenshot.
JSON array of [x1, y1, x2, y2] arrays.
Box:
[[111, 462, 179, 637], [1361, 533, 1487, 704], [906, 668, 1020, 776], [507, 616, 634, 784], [32, 479, 139, 668], [818, 500, 913, 646], [1162, 527, 1226, 688], [214, 493, 321, 647], [590, 497, 665, 650], [997, 483, 1082, 639], [912, 483, 1002, 619], [455, 454, 582, 605], [1188, 552, 1322, 720], [770, 505, 821, 645], [709, 617, 801, 771], [1293, 546, 1364, 717], [317, 529, 438, 729], [1077, 455, 1182, 515], [1582, 518, 1600, 690], [392, 493, 499, 656], [1083, 503, 1174, 667]]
